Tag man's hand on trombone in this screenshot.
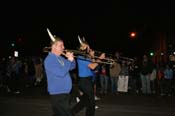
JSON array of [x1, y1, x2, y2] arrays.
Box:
[[62, 51, 75, 62]]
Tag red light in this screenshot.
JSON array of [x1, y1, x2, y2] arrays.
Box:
[[131, 32, 135, 37], [130, 32, 136, 37], [130, 32, 137, 40]]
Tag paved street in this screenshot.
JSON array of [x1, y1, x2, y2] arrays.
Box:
[[0, 85, 175, 116]]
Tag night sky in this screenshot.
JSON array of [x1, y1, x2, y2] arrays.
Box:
[[0, 1, 175, 58]]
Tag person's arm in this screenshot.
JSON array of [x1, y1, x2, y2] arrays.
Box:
[[44, 55, 73, 78], [88, 53, 105, 70], [88, 62, 99, 70], [64, 51, 76, 70], [69, 60, 76, 70]]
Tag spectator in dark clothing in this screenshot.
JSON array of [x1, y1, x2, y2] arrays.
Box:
[[139, 55, 154, 95]]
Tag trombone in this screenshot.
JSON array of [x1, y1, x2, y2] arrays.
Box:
[[118, 56, 134, 62], [90, 50, 134, 63], [43, 47, 114, 64]]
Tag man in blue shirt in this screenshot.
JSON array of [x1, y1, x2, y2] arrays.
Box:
[[44, 30, 76, 116], [72, 37, 105, 116]]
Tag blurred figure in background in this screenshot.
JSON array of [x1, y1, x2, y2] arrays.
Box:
[[139, 55, 154, 95]]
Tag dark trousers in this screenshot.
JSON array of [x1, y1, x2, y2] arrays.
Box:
[[72, 77, 95, 116], [50, 93, 72, 116], [9, 72, 20, 92]]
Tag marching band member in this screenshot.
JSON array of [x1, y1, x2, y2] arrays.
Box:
[[72, 36, 105, 116], [44, 29, 76, 116]]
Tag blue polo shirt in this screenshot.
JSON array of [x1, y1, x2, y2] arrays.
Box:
[[77, 55, 94, 78]]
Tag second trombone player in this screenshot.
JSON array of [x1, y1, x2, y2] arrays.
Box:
[[72, 36, 105, 116]]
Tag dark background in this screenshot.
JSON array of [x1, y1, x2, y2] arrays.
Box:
[[0, 1, 175, 58]]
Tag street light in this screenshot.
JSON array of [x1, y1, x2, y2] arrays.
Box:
[[11, 43, 15, 47], [150, 52, 154, 56], [14, 51, 19, 57], [129, 32, 137, 40]]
